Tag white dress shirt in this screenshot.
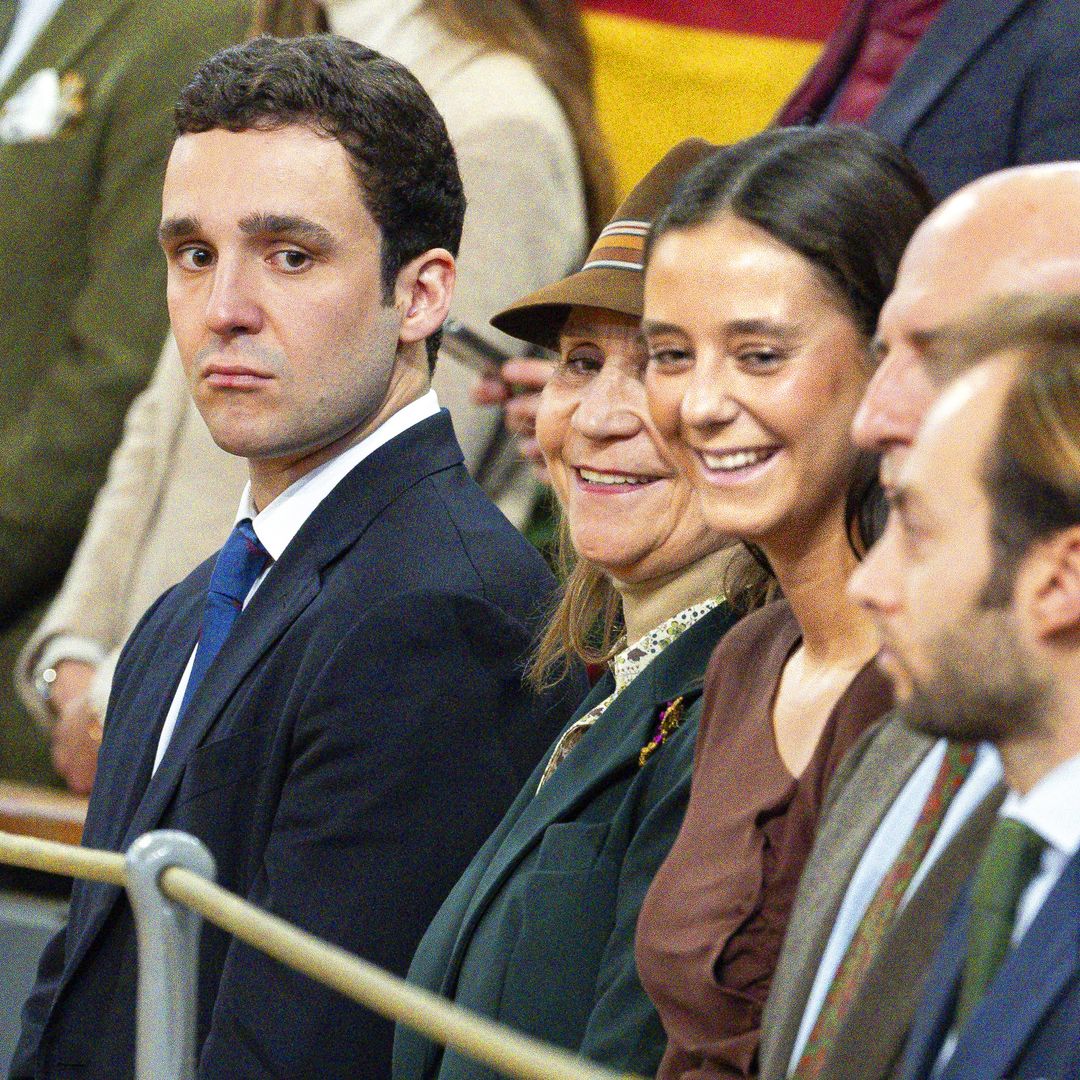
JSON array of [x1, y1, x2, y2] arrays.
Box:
[[0, 0, 65, 89], [152, 392, 440, 772], [789, 739, 1004, 1070]]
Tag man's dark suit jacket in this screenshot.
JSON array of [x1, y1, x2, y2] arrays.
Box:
[[11, 410, 585, 1079], [901, 843, 1080, 1080], [777, 0, 1080, 199]]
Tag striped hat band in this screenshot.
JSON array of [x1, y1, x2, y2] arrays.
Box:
[[581, 218, 649, 273]]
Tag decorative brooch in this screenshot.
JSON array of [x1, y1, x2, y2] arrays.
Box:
[[0, 69, 87, 144], [638, 696, 685, 767]]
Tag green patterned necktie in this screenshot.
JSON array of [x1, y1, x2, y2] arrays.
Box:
[[954, 816, 1046, 1026], [792, 741, 977, 1080]]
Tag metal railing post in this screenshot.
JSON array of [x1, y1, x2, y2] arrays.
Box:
[[125, 830, 216, 1080]]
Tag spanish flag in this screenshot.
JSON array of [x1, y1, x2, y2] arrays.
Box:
[[583, 0, 847, 191]]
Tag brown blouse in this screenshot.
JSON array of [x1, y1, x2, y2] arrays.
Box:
[[635, 600, 892, 1080]]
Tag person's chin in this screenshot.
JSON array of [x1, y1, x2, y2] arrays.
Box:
[[894, 695, 953, 739], [871, 644, 912, 697], [894, 686, 989, 744]]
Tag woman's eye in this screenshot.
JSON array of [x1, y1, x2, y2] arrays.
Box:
[[560, 350, 602, 375], [647, 346, 691, 368], [736, 349, 783, 371]]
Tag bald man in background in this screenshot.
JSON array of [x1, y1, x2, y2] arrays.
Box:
[[758, 162, 1080, 1080]]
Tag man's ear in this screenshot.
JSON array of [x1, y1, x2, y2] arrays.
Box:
[[1025, 526, 1080, 641], [394, 248, 455, 347]]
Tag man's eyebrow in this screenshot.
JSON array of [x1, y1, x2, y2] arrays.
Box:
[[911, 327, 944, 352], [238, 213, 337, 249], [870, 327, 943, 361], [158, 216, 200, 245]]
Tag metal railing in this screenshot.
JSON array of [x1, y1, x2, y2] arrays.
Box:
[[0, 828, 644, 1080]]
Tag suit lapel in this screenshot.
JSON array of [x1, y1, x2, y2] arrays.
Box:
[[764, 718, 933, 1074], [947, 847, 1080, 1079], [437, 607, 732, 998], [67, 412, 465, 972], [61, 580, 204, 977], [97, 591, 204, 853], [117, 562, 322, 850], [869, 0, 1029, 145], [0, 0, 133, 104]]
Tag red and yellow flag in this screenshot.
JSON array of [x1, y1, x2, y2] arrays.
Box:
[[582, 0, 847, 191]]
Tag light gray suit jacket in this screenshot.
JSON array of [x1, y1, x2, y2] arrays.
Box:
[[758, 716, 1004, 1080]]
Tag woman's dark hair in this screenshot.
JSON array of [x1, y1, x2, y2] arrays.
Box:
[[645, 125, 934, 609]]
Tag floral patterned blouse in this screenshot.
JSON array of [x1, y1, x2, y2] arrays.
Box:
[[536, 597, 719, 791]]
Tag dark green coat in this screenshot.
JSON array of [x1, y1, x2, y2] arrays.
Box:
[[0, 0, 250, 781], [393, 605, 738, 1080]]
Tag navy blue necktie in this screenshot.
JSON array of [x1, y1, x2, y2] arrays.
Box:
[[177, 519, 271, 720]]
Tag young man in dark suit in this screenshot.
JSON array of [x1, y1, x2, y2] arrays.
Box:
[[12, 35, 583, 1079], [851, 294, 1080, 1080]]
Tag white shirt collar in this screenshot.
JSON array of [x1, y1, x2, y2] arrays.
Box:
[[236, 390, 440, 561], [1001, 750, 1080, 859]]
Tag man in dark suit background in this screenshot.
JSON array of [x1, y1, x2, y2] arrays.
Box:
[[12, 34, 583, 1079], [775, 0, 1080, 200], [851, 293, 1080, 1080]]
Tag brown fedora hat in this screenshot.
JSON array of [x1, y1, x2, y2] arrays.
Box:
[[490, 137, 717, 352]]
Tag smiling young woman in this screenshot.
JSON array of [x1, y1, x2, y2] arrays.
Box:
[[633, 126, 935, 1080]]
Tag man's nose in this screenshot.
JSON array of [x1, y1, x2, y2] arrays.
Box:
[[847, 522, 899, 615], [204, 258, 264, 338], [852, 349, 936, 455]]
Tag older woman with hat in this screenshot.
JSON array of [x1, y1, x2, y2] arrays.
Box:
[[392, 140, 739, 1080]]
